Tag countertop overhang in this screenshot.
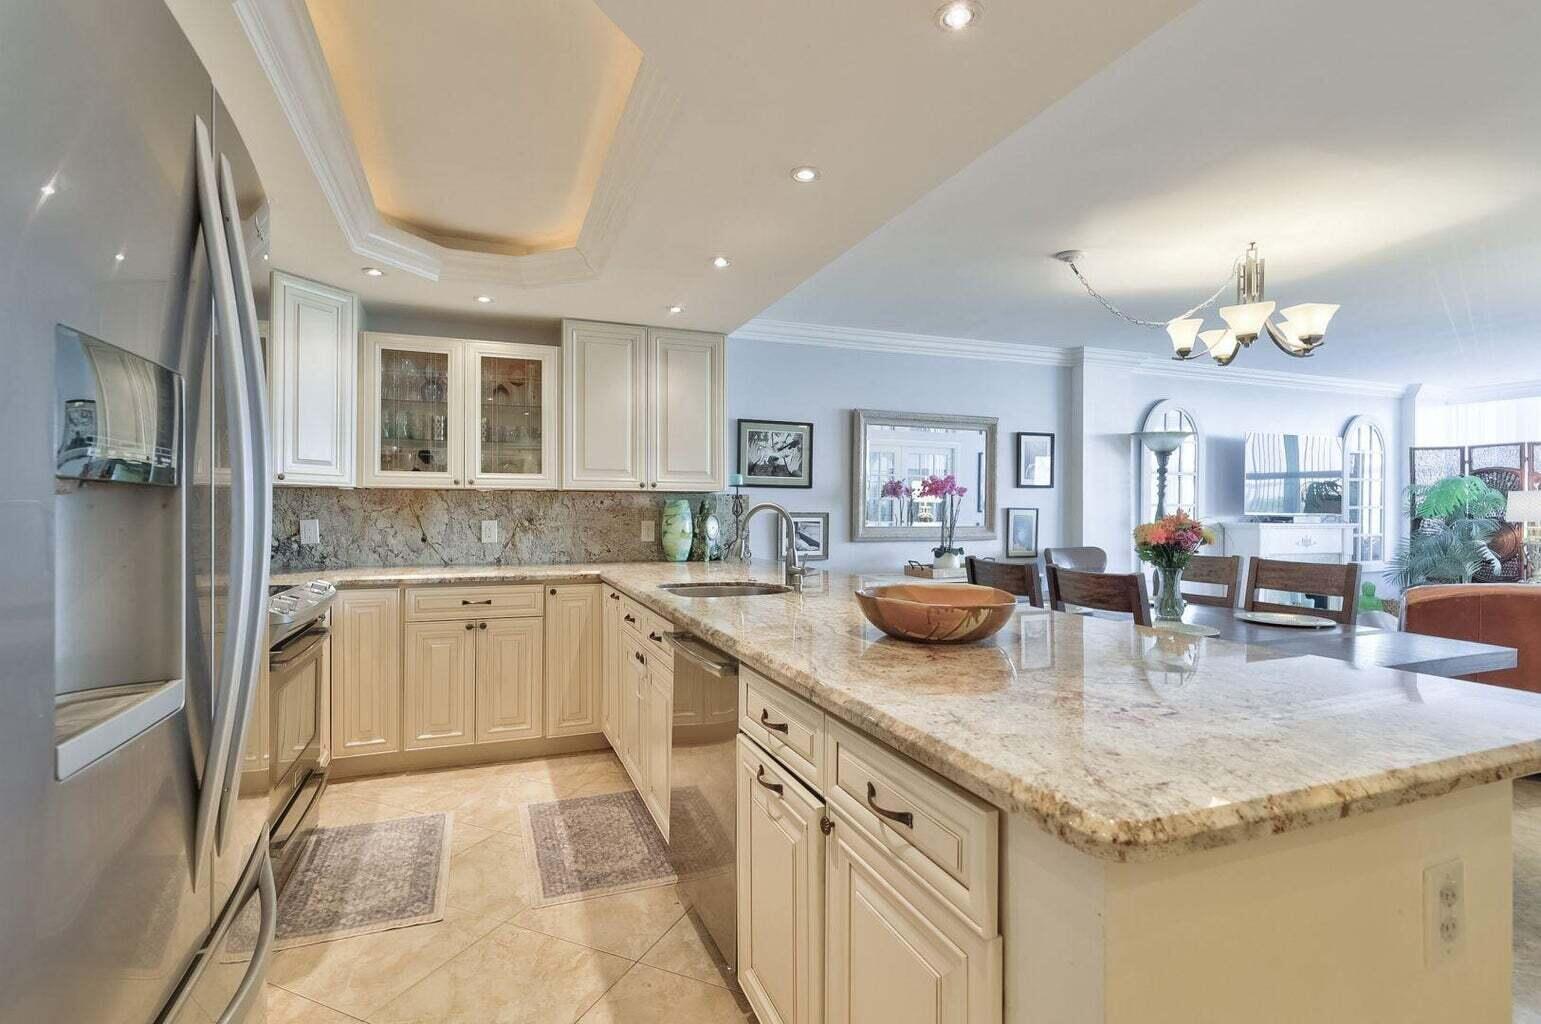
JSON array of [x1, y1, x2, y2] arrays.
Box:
[[274, 561, 1541, 862]]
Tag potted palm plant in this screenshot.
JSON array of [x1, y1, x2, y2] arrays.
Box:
[[1385, 475, 1506, 589]]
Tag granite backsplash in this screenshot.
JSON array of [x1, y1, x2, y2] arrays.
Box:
[[271, 487, 737, 574]]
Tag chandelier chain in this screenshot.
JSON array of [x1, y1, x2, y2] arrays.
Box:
[[1065, 256, 1243, 330]]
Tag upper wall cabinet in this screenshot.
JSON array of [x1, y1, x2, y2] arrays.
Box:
[[561, 320, 725, 492], [268, 272, 357, 486], [358, 332, 560, 490]]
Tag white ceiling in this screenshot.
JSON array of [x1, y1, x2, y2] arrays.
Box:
[[760, 0, 1541, 387], [165, 0, 1196, 332]]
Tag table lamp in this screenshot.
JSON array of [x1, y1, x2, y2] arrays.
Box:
[[1506, 489, 1541, 580]]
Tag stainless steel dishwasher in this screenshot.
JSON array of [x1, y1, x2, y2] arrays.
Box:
[[666, 634, 740, 978]]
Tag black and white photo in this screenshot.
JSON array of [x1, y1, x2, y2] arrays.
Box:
[[738, 419, 813, 488], [1006, 507, 1039, 558], [778, 511, 830, 561], [1016, 432, 1055, 488]]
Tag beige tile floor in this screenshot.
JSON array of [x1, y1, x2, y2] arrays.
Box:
[[263, 751, 752, 1024]]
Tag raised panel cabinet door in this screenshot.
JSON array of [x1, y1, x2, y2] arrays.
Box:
[[331, 589, 401, 758], [562, 320, 648, 489], [403, 620, 476, 750], [648, 328, 726, 491], [643, 656, 673, 840], [737, 737, 825, 1024], [825, 809, 1002, 1024], [619, 634, 648, 785], [269, 271, 357, 486], [601, 588, 622, 747], [476, 616, 543, 744], [545, 585, 603, 738]]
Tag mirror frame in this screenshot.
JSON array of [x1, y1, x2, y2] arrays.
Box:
[[850, 408, 998, 543]]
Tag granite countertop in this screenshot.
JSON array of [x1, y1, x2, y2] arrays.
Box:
[[274, 561, 1541, 862]]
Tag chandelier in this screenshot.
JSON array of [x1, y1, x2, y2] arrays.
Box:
[[1054, 243, 1339, 367]]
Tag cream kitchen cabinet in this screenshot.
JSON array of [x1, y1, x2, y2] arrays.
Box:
[[359, 332, 559, 490], [561, 320, 726, 491], [402, 620, 476, 750], [476, 617, 543, 745], [642, 654, 673, 840], [601, 587, 623, 747], [268, 271, 357, 486], [331, 588, 401, 759], [544, 585, 603, 738], [737, 736, 825, 1024]]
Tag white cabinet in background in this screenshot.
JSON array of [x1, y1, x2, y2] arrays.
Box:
[[268, 271, 357, 486], [561, 320, 725, 492], [359, 332, 560, 490]]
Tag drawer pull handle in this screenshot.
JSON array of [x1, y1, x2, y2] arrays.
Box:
[[624, 614, 637, 624], [648, 631, 663, 643], [755, 765, 784, 796], [760, 708, 789, 734], [635, 651, 645, 665], [610, 593, 620, 601], [462, 599, 493, 606], [866, 782, 914, 829]]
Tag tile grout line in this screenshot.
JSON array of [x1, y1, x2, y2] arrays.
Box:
[[268, 982, 371, 1024]]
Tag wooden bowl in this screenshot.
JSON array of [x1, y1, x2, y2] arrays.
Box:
[[854, 583, 1017, 644]]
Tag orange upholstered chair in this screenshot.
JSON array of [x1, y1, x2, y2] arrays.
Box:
[[1401, 584, 1541, 692]]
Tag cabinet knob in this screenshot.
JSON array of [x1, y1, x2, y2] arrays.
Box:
[[465, 622, 474, 630], [453, 479, 460, 486], [549, 588, 557, 596], [479, 622, 487, 630], [638, 482, 646, 489], [276, 472, 285, 481], [650, 482, 658, 488]]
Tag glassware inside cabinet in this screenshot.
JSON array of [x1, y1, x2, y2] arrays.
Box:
[[478, 355, 542, 476], [379, 347, 450, 474]]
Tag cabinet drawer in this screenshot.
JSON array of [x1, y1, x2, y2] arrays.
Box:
[[739, 668, 824, 792], [824, 716, 998, 935], [642, 611, 674, 669], [404, 584, 543, 621], [619, 594, 649, 639], [1258, 526, 1346, 557]]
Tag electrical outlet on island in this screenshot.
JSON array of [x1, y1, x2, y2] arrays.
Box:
[[1424, 858, 1464, 967]]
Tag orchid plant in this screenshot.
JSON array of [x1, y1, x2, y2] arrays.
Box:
[[918, 473, 968, 556]]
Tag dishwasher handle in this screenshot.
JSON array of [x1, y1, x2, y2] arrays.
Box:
[[665, 634, 737, 678]]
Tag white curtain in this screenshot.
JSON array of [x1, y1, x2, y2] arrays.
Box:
[[1418, 397, 1541, 446]]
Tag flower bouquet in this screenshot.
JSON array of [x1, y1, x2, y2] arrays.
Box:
[[880, 477, 911, 526], [1133, 510, 1215, 620], [919, 474, 968, 568]]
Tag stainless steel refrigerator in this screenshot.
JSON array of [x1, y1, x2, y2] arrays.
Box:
[[0, 0, 277, 1020]]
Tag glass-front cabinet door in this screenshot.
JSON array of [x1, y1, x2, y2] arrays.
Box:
[[361, 334, 463, 488], [464, 342, 559, 489]]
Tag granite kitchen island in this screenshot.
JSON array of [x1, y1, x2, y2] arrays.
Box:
[[278, 561, 1541, 1022]]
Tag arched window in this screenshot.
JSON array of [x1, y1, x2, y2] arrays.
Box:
[[1140, 401, 1200, 522], [1342, 415, 1387, 562]]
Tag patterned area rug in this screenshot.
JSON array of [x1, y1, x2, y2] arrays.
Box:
[[522, 788, 730, 906], [234, 812, 453, 953]]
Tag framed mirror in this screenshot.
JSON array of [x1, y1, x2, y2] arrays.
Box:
[[851, 409, 997, 542]]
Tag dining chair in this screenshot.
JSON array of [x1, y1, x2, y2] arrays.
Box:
[[1044, 546, 1108, 573], [1402, 584, 1541, 692], [965, 556, 1043, 607], [1047, 565, 1153, 626], [1180, 554, 1243, 608], [1242, 557, 1361, 625]]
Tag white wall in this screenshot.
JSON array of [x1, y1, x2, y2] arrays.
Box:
[[727, 338, 1071, 573]]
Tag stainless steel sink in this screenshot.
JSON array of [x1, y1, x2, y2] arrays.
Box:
[[658, 581, 792, 598]]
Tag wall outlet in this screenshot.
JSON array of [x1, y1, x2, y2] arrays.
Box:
[[299, 519, 320, 546], [640, 518, 654, 542], [1424, 858, 1465, 967], [480, 520, 499, 545]]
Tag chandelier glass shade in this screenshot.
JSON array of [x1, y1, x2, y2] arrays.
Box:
[[1059, 243, 1338, 367]]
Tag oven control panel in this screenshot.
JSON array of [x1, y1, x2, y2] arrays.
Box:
[[269, 580, 337, 638]]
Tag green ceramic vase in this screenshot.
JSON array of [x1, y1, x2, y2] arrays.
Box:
[[661, 499, 694, 562]]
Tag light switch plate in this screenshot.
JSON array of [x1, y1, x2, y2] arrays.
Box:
[[640, 519, 654, 542], [299, 519, 320, 546], [481, 520, 499, 544]]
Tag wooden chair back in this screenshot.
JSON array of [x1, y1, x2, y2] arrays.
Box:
[[1180, 554, 1243, 608], [1242, 557, 1361, 625], [965, 556, 1042, 607], [1043, 546, 1108, 573], [1047, 566, 1153, 626]]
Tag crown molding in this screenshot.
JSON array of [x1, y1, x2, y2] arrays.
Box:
[[730, 318, 1077, 366], [732, 318, 1411, 398], [1433, 378, 1541, 405], [233, 0, 674, 286]]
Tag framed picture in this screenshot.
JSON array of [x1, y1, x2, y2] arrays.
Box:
[[1016, 432, 1055, 488], [1006, 507, 1039, 558], [739, 419, 813, 488], [976, 451, 985, 513], [777, 511, 830, 561]]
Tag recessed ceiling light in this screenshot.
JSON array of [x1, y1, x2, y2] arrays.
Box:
[[39, 183, 56, 197], [790, 165, 820, 183], [712, 255, 732, 269], [114, 252, 125, 262], [475, 295, 493, 304], [362, 267, 384, 277], [667, 305, 684, 315], [936, 0, 981, 30], [262, 253, 270, 261]]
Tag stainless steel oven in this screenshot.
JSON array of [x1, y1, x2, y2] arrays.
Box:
[[266, 581, 334, 887]]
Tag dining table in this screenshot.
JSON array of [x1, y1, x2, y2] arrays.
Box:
[[1095, 603, 1518, 678]]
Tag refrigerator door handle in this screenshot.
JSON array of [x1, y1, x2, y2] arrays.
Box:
[[212, 152, 272, 851], [216, 850, 277, 1024], [190, 114, 258, 888]]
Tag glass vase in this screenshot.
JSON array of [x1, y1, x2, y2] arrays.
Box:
[[1154, 565, 1186, 621]]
